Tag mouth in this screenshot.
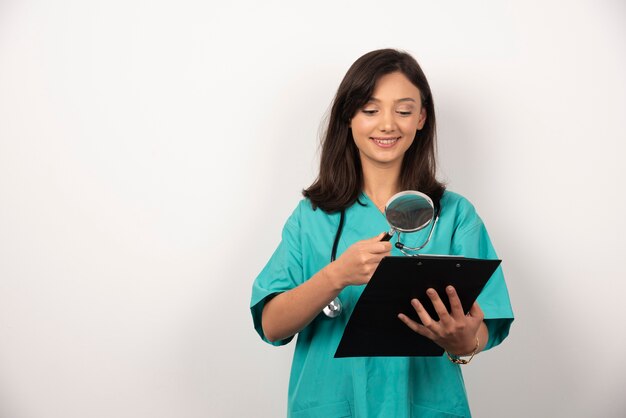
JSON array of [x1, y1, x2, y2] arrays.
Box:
[[370, 136, 401, 147]]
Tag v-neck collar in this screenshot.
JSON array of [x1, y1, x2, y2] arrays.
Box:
[[358, 191, 387, 217]]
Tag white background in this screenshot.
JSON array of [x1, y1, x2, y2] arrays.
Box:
[[1, 1, 625, 417]]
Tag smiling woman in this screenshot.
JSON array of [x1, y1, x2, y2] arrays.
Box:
[[250, 49, 513, 417]]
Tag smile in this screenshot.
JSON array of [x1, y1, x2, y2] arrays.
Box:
[[370, 137, 401, 147]]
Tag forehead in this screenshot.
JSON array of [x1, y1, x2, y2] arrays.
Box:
[[370, 71, 421, 102]]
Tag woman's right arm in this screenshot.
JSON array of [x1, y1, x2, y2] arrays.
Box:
[[261, 233, 391, 342]]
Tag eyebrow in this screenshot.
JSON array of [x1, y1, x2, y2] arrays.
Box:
[[368, 97, 417, 103]]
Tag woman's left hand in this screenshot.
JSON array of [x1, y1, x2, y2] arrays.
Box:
[[397, 285, 484, 356]]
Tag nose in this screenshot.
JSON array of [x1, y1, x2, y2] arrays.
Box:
[[379, 110, 396, 132]]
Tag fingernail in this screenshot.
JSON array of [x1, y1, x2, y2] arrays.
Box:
[[447, 286, 454, 294], [427, 288, 435, 296]]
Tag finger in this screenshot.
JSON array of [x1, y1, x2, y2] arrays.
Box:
[[369, 241, 392, 254], [426, 288, 452, 324], [365, 250, 391, 264], [410, 298, 439, 330], [445, 286, 465, 318], [468, 301, 484, 321], [397, 313, 436, 339]]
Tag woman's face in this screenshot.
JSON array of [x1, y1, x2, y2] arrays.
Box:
[[350, 71, 426, 170]]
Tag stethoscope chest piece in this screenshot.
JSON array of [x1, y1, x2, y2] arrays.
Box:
[[323, 297, 342, 318]]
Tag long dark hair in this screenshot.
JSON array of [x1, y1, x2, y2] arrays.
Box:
[[303, 49, 445, 212]]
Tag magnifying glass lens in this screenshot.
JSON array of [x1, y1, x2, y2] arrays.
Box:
[[383, 191, 437, 254]]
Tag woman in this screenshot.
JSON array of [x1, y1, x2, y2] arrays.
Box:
[[250, 49, 513, 417]]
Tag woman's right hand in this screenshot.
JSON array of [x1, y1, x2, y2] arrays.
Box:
[[325, 232, 392, 288]]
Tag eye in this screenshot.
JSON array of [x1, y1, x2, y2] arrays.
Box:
[[361, 109, 378, 115], [396, 111, 413, 116]]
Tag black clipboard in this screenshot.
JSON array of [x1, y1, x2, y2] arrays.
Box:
[[334, 255, 501, 358]]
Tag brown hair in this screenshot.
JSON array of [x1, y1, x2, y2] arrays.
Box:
[[303, 49, 445, 212]]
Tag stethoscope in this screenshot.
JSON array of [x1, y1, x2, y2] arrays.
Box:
[[322, 210, 346, 318], [322, 191, 440, 319]]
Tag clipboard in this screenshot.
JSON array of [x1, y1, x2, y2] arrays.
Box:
[[334, 255, 501, 358]]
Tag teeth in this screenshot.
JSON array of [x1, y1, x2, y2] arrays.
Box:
[[373, 138, 399, 145]]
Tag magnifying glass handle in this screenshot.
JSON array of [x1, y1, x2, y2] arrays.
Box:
[[381, 232, 393, 241]]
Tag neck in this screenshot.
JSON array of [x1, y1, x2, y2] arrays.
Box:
[[361, 161, 402, 210]]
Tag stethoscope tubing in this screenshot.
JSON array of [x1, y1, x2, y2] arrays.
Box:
[[323, 210, 345, 318]]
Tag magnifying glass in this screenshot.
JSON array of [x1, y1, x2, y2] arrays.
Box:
[[381, 190, 439, 256]]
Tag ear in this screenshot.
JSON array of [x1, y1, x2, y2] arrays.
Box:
[[417, 108, 427, 130]]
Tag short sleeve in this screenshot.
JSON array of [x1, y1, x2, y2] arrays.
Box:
[[452, 211, 514, 351], [250, 203, 305, 346]]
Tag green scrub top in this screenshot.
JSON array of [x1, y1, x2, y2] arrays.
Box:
[[251, 191, 514, 418]]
